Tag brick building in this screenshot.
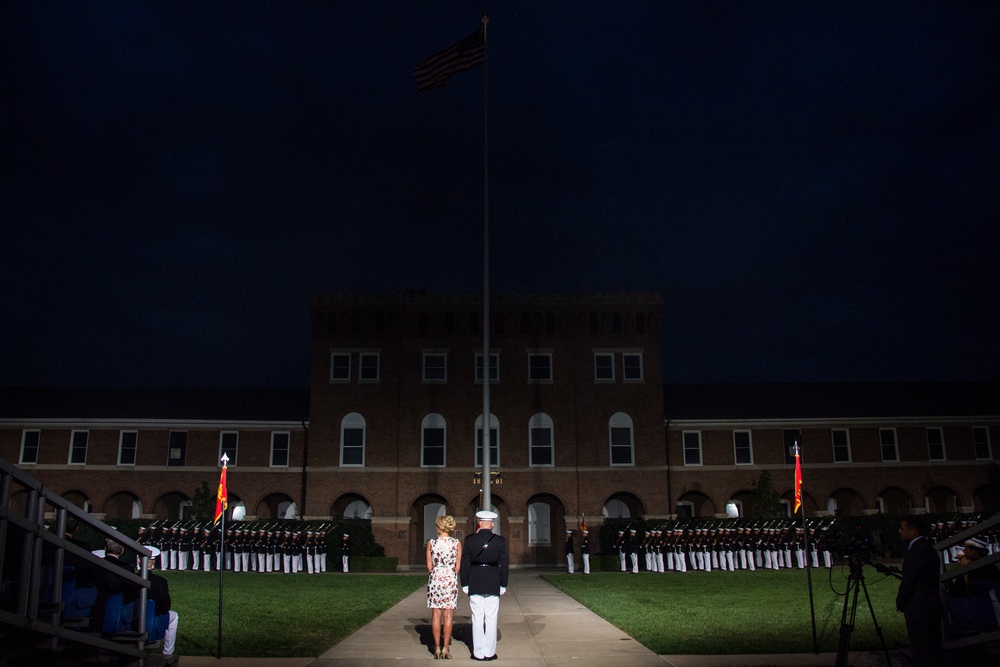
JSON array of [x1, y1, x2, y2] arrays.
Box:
[[1, 291, 997, 567]]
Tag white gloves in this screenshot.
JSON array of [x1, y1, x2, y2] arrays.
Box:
[[500, 587, 506, 595], [462, 586, 469, 594]]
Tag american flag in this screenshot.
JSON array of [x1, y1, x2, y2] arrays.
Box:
[[414, 28, 485, 93]]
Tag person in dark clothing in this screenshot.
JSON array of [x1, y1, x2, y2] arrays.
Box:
[[91, 539, 135, 633], [895, 515, 944, 667]]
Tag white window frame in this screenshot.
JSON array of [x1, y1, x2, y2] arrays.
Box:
[[358, 352, 380, 382], [118, 430, 138, 466], [609, 412, 634, 466], [219, 431, 239, 467], [421, 413, 447, 467], [528, 413, 554, 467], [422, 352, 448, 383], [527, 352, 553, 383], [973, 426, 992, 460], [622, 352, 644, 382], [20, 430, 40, 464], [330, 351, 351, 382], [831, 428, 852, 463], [270, 431, 290, 467], [683, 431, 702, 466], [68, 430, 88, 465], [879, 427, 899, 462], [340, 412, 366, 467], [733, 430, 753, 465], [474, 413, 499, 468], [475, 352, 500, 383], [926, 427, 946, 461], [594, 352, 615, 382]]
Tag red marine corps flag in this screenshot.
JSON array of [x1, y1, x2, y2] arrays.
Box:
[[214, 453, 229, 524], [793, 443, 802, 513]]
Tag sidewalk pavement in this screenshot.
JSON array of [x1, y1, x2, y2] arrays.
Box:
[[176, 570, 899, 667]]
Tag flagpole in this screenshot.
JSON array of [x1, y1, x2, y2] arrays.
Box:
[[480, 11, 492, 515], [795, 442, 818, 653], [216, 453, 229, 659], [218, 503, 225, 658]]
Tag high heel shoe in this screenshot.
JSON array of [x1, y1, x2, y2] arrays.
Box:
[[434, 646, 442, 659], [442, 645, 452, 659]]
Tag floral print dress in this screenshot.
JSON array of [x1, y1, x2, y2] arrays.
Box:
[[427, 536, 459, 609]]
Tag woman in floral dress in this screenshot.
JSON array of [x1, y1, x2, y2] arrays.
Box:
[[426, 515, 462, 659]]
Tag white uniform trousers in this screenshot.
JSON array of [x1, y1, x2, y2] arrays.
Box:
[[582, 553, 590, 574], [630, 553, 638, 573], [469, 594, 500, 659], [566, 553, 574, 574], [163, 610, 179, 656], [342, 555, 349, 573]]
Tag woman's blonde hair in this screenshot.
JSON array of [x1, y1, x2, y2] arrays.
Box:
[[435, 515, 456, 535]]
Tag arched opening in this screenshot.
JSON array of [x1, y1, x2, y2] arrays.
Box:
[[63, 490, 91, 514], [925, 485, 961, 514], [256, 492, 295, 520], [332, 494, 373, 522], [410, 494, 449, 566], [729, 490, 755, 518], [153, 492, 189, 521], [525, 493, 567, 566], [103, 491, 141, 520], [877, 487, 912, 514], [676, 491, 714, 518], [602, 492, 645, 520], [827, 488, 866, 517]]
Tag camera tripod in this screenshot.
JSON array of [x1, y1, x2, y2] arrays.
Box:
[[835, 556, 893, 667]]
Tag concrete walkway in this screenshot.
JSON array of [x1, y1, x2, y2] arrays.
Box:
[[177, 571, 899, 667]]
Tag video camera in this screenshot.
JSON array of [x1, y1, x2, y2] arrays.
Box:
[[822, 525, 883, 562]]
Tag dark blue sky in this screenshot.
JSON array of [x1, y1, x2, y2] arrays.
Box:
[[3, 1, 998, 388]]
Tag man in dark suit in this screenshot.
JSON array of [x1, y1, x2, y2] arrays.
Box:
[[895, 515, 944, 666], [460, 510, 508, 661]]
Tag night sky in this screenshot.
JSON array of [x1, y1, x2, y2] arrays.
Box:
[[3, 1, 998, 388]]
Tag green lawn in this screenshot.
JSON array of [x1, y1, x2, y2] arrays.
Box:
[[163, 571, 425, 657], [544, 568, 908, 655], [161, 567, 909, 657]]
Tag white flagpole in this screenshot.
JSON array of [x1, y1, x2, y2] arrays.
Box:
[[480, 11, 492, 515]]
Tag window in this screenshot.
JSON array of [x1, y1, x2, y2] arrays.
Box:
[[270, 432, 290, 467], [832, 429, 851, 463], [475, 413, 499, 467], [422, 413, 446, 467], [926, 427, 945, 461], [341, 413, 366, 466], [528, 353, 553, 382], [594, 353, 614, 381], [609, 412, 634, 466], [219, 432, 239, 466], [879, 428, 899, 462], [622, 353, 643, 381], [973, 427, 992, 460], [118, 431, 138, 465], [20, 430, 40, 464], [529, 413, 554, 466], [69, 431, 88, 465], [168, 431, 187, 466], [528, 502, 551, 545], [782, 429, 800, 464], [359, 353, 380, 381], [683, 431, 702, 466], [734, 430, 753, 465], [330, 352, 351, 382], [422, 353, 447, 382], [475, 352, 499, 383]]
